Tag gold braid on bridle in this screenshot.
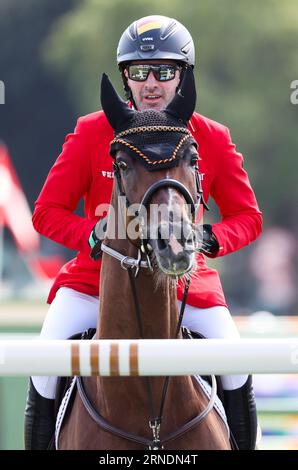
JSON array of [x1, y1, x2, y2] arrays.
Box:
[[110, 126, 193, 166]]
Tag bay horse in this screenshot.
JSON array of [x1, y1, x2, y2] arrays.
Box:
[[57, 69, 231, 450]]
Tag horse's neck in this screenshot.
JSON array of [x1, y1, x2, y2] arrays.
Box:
[[97, 240, 179, 340]]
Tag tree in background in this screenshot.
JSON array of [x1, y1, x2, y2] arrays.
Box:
[[0, 0, 77, 208]]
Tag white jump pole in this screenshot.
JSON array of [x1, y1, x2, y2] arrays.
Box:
[[1, 338, 298, 377]]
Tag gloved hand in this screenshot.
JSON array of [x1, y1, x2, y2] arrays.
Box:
[[88, 216, 108, 260], [199, 224, 219, 256]]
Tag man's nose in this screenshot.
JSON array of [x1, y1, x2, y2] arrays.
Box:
[[145, 71, 158, 85]]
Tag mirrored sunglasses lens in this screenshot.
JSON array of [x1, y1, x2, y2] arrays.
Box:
[[128, 65, 149, 81], [158, 66, 176, 81]]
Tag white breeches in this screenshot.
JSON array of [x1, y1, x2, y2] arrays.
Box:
[[32, 287, 248, 398]]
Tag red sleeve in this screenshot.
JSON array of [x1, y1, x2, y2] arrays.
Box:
[[32, 117, 97, 253], [209, 127, 263, 257]]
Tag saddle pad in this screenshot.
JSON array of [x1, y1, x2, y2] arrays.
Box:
[[193, 375, 229, 435], [55, 376, 77, 450]]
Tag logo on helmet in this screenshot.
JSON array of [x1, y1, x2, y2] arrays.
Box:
[[137, 19, 162, 36]]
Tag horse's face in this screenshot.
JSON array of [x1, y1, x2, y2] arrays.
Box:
[[115, 141, 199, 277]]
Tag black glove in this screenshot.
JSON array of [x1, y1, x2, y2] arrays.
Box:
[[88, 216, 108, 260], [199, 224, 219, 256]]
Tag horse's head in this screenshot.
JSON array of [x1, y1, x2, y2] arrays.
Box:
[[101, 69, 204, 278]]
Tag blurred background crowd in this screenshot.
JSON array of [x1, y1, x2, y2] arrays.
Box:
[[0, 0, 297, 450]]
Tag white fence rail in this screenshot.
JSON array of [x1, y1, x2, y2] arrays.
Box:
[[0, 338, 298, 376]]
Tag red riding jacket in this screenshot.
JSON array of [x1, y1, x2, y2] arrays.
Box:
[[33, 111, 262, 307]]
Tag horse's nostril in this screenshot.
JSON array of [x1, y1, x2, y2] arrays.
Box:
[[174, 251, 185, 262], [185, 232, 194, 249], [157, 227, 168, 251]]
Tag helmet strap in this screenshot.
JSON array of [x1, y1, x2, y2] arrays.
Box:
[[119, 67, 138, 109]]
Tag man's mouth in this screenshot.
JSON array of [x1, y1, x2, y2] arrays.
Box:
[[144, 95, 161, 101]]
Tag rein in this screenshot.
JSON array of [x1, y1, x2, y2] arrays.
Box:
[[126, 269, 191, 449]]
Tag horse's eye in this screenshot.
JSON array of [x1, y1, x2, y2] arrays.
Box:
[[118, 161, 128, 171], [190, 155, 199, 167]]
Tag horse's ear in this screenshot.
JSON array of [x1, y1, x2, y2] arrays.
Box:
[[165, 67, 197, 125], [100, 73, 135, 130]]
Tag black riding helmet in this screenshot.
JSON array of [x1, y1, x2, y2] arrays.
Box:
[[117, 15, 195, 100]]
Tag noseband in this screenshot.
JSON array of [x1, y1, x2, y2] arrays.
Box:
[[139, 178, 197, 214]]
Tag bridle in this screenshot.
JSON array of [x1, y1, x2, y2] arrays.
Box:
[[112, 125, 209, 259], [77, 126, 217, 449]]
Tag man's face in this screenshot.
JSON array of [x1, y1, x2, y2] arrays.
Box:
[[124, 60, 181, 111]]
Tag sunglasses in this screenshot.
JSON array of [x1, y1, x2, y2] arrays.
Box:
[[127, 64, 181, 82]]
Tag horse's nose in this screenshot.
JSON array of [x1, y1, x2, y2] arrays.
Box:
[[155, 222, 195, 273]]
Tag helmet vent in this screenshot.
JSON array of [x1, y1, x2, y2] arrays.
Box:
[[128, 24, 137, 40], [160, 21, 178, 40], [181, 41, 192, 56]]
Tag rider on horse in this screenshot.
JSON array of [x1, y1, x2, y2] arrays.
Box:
[[25, 15, 262, 450]]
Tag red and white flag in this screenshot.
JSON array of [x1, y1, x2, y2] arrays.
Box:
[[0, 142, 64, 280], [0, 142, 39, 252]]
